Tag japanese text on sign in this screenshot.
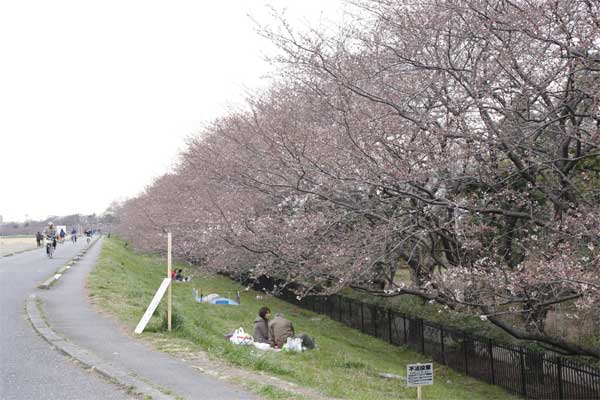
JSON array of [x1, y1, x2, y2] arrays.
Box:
[[406, 363, 433, 387]]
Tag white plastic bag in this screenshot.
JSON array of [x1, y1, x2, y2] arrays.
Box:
[[229, 327, 254, 345], [285, 337, 303, 352], [253, 342, 273, 351]]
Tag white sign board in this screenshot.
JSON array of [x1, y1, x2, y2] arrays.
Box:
[[407, 363, 433, 387], [134, 278, 171, 334]]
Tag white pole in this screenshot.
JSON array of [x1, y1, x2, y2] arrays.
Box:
[[167, 232, 172, 332]]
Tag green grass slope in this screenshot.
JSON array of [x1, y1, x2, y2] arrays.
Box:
[[88, 237, 518, 400]]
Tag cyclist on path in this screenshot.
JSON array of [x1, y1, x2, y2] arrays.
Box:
[[44, 222, 57, 250]]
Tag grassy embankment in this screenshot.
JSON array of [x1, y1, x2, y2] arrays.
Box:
[[88, 237, 518, 400]]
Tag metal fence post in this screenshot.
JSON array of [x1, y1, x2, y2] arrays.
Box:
[[403, 315, 408, 344], [338, 296, 342, 322], [348, 299, 352, 328], [373, 306, 378, 338], [440, 326, 446, 365], [421, 319, 425, 354], [464, 332, 469, 375], [557, 357, 564, 400], [360, 302, 365, 332], [489, 339, 495, 385], [388, 309, 393, 344], [520, 348, 527, 397]]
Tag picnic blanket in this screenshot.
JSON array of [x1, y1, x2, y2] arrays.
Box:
[[193, 289, 239, 305]]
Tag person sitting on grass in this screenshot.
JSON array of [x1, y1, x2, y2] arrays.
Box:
[[253, 306, 271, 344], [173, 269, 191, 282], [268, 312, 315, 349], [174, 269, 183, 281]]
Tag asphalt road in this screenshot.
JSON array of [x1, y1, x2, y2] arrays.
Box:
[[0, 239, 134, 400]]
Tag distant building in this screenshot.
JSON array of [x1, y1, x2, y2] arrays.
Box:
[[0, 215, 3, 224]]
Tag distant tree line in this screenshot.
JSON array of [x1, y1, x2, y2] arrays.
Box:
[[0, 210, 115, 236]]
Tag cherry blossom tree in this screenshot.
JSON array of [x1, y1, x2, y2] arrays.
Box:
[[116, 0, 600, 357]]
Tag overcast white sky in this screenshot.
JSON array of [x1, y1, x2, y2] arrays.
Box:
[[0, 0, 345, 223]]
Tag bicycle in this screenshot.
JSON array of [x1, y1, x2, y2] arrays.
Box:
[[46, 236, 55, 258]]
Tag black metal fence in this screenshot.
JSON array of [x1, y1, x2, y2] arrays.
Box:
[[279, 292, 600, 400]]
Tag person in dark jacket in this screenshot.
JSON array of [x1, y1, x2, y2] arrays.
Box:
[[252, 306, 271, 344], [36, 232, 43, 247], [174, 269, 183, 281], [268, 312, 315, 349]]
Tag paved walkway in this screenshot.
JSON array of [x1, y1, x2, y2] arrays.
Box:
[[36, 238, 260, 400], [1, 238, 134, 400]]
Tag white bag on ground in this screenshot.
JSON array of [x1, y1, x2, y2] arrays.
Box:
[[229, 327, 254, 345], [285, 337, 304, 352], [253, 342, 273, 351]]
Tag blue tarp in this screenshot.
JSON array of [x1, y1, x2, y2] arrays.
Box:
[[193, 289, 240, 305], [210, 298, 239, 305]]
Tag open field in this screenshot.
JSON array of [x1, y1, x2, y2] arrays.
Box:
[[87, 237, 518, 400], [0, 236, 37, 256]]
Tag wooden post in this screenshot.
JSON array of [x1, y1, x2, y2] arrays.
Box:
[[417, 385, 423, 400], [167, 232, 172, 332]]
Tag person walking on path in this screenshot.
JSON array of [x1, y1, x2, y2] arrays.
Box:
[[36, 231, 43, 247]]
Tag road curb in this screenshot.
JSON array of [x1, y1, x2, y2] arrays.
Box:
[[37, 237, 100, 289], [1, 246, 39, 258], [27, 294, 175, 399]]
